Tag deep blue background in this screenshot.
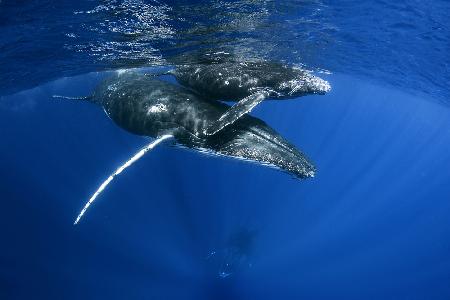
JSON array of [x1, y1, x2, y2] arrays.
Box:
[[1, 0, 450, 299], [1, 73, 450, 299]]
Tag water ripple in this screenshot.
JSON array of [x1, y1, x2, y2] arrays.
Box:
[[0, 0, 448, 103]]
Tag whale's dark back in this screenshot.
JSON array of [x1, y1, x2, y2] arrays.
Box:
[[93, 72, 224, 139]]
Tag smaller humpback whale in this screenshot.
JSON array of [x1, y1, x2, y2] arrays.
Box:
[[207, 227, 257, 278], [169, 61, 331, 135], [68, 71, 315, 223]]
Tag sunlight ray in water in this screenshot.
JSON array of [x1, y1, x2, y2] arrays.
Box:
[[74, 134, 173, 225]]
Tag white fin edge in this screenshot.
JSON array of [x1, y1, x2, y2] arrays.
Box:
[[74, 134, 173, 225]]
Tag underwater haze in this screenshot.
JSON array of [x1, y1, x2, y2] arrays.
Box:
[[1, 1, 450, 299]]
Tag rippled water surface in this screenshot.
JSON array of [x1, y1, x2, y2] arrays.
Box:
[[1, 0, 449, 101]]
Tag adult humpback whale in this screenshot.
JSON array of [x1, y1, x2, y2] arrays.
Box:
[[72, 71, 315, 223], [169, 61, 331, 135]]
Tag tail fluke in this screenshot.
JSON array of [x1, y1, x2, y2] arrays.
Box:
[[74, 134, 174, 225]]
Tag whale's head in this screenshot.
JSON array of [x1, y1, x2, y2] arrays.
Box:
[[274, 66, 331, 98]]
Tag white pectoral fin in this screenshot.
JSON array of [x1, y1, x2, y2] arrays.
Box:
[[74, 134, 173, 225], [204, 92, 268, 136]]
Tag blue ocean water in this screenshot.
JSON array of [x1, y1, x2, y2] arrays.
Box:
[[1, 1, 449, 299]]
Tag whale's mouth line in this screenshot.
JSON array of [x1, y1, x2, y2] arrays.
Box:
[[182, 123, 288, 153], [174, 118, 300, 161], [175, 143, 296, 178], [246, 126, 298, 156]]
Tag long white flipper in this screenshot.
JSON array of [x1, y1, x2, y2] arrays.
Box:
[[74, 134, 173, 225], [204, 90, 271, 136]]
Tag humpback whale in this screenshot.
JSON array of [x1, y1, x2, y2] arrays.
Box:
[[172, 61, 330, 100], [71, 71, 315, 223], [169, 61, 330, 135]]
